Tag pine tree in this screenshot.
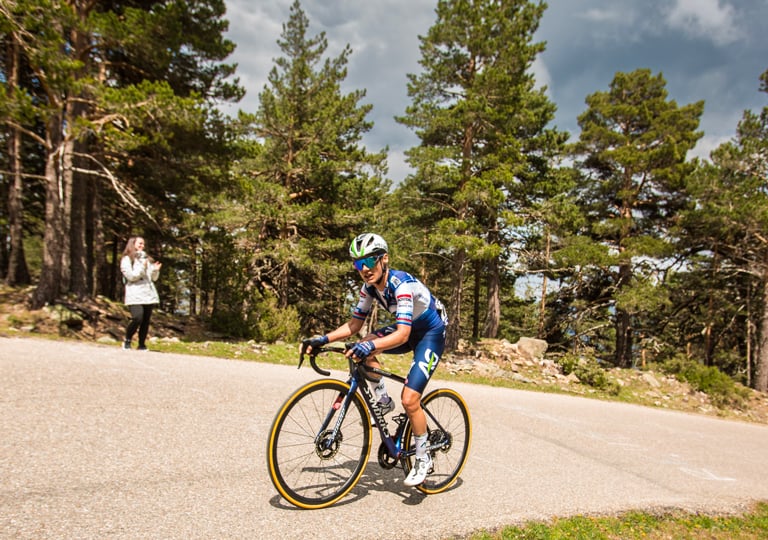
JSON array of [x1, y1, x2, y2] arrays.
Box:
[[570, 69, 703, 367], [680, 68, 768, 391], [238, 0, 388, 336], [396, 0, 566, 348], [1, 0, 242, 307]]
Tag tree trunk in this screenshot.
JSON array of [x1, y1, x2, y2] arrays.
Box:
[[68, 143, 90, 297], [59, 135, 73, 296], [614, 262, 633, 368], [190, 239, 201, 315], [92, 179, 105, 297], [445, 248, 466, 351], [6, 126, 30, 286], [63, 9, 93, 298], [31, 120, 66, 309], [615, 307, 633, 368], [4, 34, 30, 286], [109, 234, 119, 300], [537, 230, 550, 338], [472, 260, 480, 341], [483, 257, 500, 338], [0, 161, 7, 281], [755, 274, 768, 392]]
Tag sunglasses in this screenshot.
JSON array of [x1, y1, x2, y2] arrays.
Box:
[[353, 255, 382, 271]]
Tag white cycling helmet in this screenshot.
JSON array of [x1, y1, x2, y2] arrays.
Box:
[[349, 233, 388, 259]]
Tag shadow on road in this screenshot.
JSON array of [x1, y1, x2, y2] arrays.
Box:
[[267, 461, 467, 510]]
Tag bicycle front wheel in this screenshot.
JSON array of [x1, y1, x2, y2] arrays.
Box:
[[266, 379, 372, 509], [403, 387, 471, 494]]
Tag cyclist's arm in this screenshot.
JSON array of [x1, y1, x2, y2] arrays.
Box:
[[368, 323, 411, 351], [325, 318, 364, 343]]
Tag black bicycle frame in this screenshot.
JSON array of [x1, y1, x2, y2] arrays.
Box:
[[352, 365, 407, 460], [301, 346, 451, 461], [309, 354, 412, 461]]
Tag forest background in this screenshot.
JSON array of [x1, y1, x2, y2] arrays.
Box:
[[1, 0, 768, 394]]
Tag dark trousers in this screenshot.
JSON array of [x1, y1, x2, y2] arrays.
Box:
[[125, 304, 154, 347]]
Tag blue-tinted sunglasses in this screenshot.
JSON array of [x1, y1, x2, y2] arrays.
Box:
[[353, 255, 382, 271]]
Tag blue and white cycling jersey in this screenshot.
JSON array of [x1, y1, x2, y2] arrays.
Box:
[[351, 269, 447, 393], [351, 269, 446, 331]]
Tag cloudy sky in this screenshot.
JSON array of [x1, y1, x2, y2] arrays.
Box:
[[222, 0, 768, 183]]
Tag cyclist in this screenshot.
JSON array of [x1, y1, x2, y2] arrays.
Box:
[[304, 233, 447, 486]]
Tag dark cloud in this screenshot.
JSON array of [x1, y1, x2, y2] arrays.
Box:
[[224, 0, 768, 181], [536, 0, 768, 156]]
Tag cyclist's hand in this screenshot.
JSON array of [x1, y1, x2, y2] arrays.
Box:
[[349, 340, 375, 361], [302, 335, 329, 354]]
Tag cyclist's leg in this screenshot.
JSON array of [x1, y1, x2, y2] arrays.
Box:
[[363, 325, 411, 408], [402, 325, 445, 416], [401, 327, 444, 485]]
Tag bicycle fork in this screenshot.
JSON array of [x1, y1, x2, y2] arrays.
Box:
[[313, 384, 355, 454]]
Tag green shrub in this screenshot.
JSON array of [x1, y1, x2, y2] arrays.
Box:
[[555, 353, 578, 375], [207, 292, 300, 343], [661, 355, 748, 408], [209, 309, 252, 339], [252, 295, 300, 343], [556, 354, 621, 395], [7, 314, 25, 328]]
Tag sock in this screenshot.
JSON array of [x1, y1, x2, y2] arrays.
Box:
[[414, 432, 428, 460], [372, 379, 390, 403]]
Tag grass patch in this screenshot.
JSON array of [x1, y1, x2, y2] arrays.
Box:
[[148, 338, 418, 376], [471, 502, 768, 539], [142, 338, 570, 390]]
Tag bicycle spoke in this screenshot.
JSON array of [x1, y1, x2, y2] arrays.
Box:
[[403, 388, 471, 494], [267, 380, 372, 508]]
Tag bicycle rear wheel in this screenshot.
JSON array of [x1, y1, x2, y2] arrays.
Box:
[[403, 387, 471, 494], [266, 379, 372, 509]]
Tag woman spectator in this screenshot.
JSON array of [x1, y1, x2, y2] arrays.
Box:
[[120, 236, 162, 351]]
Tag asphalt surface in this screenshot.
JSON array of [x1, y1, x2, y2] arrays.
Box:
[[3, 336, 768, 539]]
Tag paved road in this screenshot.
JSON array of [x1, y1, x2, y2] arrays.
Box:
[[2, 336, 768, 539]]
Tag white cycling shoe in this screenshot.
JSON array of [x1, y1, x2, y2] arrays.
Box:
[[404, 454, 433, 487]]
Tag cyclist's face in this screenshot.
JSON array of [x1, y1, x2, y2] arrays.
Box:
[[356, 253, 387, 285]]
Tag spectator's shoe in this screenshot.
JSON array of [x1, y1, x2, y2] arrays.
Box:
[[404, 454, 433, 487], [137, 345, 150, 352], [122, 340, 131, 350], [374, 397, 395, 416]]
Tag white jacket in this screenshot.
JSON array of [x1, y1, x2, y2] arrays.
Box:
[[121, 254, 160, 305]]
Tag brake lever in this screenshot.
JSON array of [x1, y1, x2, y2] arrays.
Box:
[[298, 341, 309, 370]]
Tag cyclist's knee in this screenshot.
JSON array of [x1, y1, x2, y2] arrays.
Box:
[[364, 357, 381, 369], [401, 388, 421, 414]]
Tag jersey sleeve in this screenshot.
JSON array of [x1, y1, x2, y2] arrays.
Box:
[[351, 285, 374, 321], [394, 282, 416, 327]]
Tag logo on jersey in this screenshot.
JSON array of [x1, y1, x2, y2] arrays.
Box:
[[417, 348, 440, 378]]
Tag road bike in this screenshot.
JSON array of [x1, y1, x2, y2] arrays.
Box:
[[266, 343, 472, 509]]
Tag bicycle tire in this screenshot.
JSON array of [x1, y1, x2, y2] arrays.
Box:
[[266, 379, 372, 509], [403, 387, 471, 494]]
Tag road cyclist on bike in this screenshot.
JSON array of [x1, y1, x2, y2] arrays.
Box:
[[304, 233, 448, 487]]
